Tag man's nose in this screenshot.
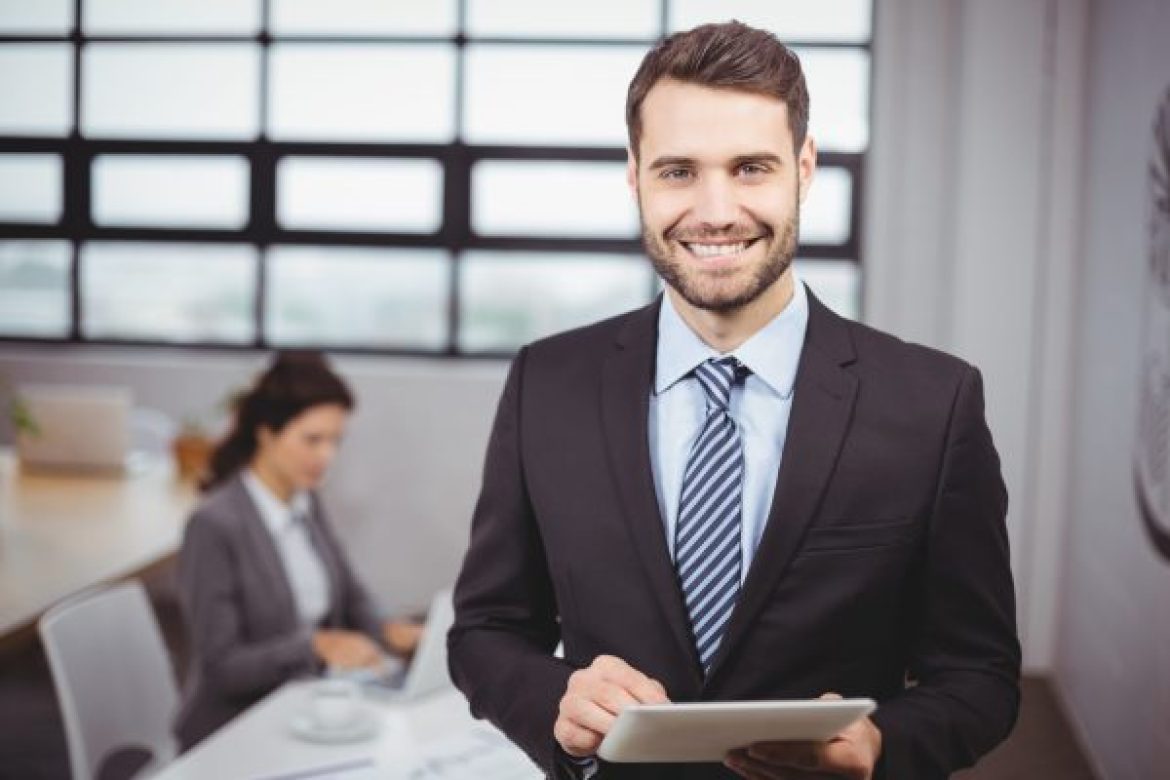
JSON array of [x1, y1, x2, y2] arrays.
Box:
[[692, 174, 738, 230]]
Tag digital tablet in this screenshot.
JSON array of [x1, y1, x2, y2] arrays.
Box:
[[597, 698, 876, 763]]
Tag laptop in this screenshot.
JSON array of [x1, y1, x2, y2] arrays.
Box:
[[15, 384, 132, 473], [346, 589, 456, 702]]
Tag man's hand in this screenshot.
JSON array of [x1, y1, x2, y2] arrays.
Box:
[[311, 629, 383, 670], [724, 693, 882, 780], [554, 654, 670, 758]]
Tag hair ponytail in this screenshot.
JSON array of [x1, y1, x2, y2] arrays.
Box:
[[201, 351, 354, 492]]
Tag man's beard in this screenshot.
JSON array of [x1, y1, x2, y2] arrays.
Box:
[[639, 202, 799, 314]]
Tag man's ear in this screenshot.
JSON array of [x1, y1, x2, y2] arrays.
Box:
[[797, 135, 817, 203]]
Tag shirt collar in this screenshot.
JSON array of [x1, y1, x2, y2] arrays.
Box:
[[242, 469, 311, 535], [654, 273, 809, 400]]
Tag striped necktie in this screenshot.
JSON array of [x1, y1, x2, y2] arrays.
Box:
[[675, 356, 749, 673]]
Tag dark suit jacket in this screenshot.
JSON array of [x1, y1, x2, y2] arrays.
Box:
[[173, 474, 384, 750], [448, 288, 1020, 780]]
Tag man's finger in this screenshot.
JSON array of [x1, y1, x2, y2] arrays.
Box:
[[745, 741, 820, 769], [554, 718, 602, 757], [591, 681, 640, 717], [563, 694, 618, 735], [597, 659, 669, 704]]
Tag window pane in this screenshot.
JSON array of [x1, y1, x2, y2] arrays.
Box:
[[0, 241, 70, 337], [0, 0, 73, 34], [669, 0, 872, 43], [466, 0, 659, 39], [801, 166, 851, 245], [277, 157, 442, 233], [84, 0, 261, 35], [82, 242, 256, 343], [266, 246, 448, 349], [460, 251, 650, 351], [463, 45, 647, 146], [268, 44, 456, 142], [0, 154, 63, 223], [82, 44, 260, 140], [797, 47, 870, 152], [473, 160, 636, 238], [270, 0, 456, 36], [796, 259, 860, 320], [0, 44, 72, 137], [92, 155, 250, 229]]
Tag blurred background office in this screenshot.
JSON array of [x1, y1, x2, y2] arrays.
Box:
[[0, 1, 1167, 779]]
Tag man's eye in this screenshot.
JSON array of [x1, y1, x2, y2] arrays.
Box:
[[739, 163, 768, 176], [661, 168, 692, 180]]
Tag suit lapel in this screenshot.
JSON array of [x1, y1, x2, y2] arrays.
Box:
[[600, 297, 701, 678], [228, 475, 301, 629], [707, 291, 859, 683]]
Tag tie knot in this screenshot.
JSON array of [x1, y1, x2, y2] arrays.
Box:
[[694, 357, 748, 411]]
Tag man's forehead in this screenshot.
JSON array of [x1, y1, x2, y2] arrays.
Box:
[[638, 80, 794, 158]]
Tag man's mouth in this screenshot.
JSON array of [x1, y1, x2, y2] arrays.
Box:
[[677, 237, 762, 259]]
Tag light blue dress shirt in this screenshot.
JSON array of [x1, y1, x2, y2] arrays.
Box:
[[648, 276, 809, 581]]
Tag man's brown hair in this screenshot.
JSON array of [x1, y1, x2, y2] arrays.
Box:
[[625, 20, 810, 158]]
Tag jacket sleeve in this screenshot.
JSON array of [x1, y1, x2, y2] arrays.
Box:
[[870, 365, 1022, 779], [177, 512, 318, 698], [447, 347, 576, 776]]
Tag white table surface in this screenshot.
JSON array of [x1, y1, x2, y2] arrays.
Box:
[[154, 681, 543, 780], [0, 448, 196, 636]]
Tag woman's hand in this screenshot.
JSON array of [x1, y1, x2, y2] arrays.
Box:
[[311, 629, 383, 669], [382, 619, 425, 657]]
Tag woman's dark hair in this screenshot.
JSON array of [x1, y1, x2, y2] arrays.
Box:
[[201, 351, 355, 491]]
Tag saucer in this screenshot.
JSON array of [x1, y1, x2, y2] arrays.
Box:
[[288, 706, 381, 744]]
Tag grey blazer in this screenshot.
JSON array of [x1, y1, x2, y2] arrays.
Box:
[[173, 473, 384, 750]]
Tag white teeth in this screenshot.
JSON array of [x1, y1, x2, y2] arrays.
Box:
[[685, 241, 749, 257]]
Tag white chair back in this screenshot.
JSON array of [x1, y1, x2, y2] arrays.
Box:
[[39, 580, 179, 780]]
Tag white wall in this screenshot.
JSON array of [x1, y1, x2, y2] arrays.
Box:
[[1054, 0, 1170, 777]]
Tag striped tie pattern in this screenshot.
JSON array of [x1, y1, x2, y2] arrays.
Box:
[[675, 356, 749, 672]]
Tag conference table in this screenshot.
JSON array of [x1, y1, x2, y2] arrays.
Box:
[[153, 680, 543, 779], [0, 448, 196, 641]]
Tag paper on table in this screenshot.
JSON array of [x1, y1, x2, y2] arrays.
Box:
[[391, 725, 543, 780], [254, 757, 379, 780]]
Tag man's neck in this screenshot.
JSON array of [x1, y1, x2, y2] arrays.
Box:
[[668, 271, 796, 354]]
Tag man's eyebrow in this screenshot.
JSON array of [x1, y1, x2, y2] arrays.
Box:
[[730, 153, 786, 167], [647, 156, 696, 171]]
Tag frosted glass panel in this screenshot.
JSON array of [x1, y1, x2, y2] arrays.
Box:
[[268, 44, 456, 142], [460, 251, 650, 351], [464, 45, 647, 145], [266, 246, 448, 349], [92, 155, 250, 228], [466, 0, 659, 38], [0, 241, 70, 337], [795, 259, 860, 320], [0, 44, 73, 137], [669, 0, 872, 43], [84, 0, 261, 35], [277, 157, 442, 233], [83, 44, 261, 140], [473, 160, 636, 237], [82, 242, 257, 342], [0, 0, 73, 34], [800, 166, 851, 245], [270, 0, 457, 36], [0, 154, 63, 223], [797, 47, 870, 152]]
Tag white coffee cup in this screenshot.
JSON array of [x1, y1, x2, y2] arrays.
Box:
[[309, 678, 360, 731]]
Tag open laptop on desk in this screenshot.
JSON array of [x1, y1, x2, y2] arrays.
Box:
[[16, 384, 132, 473], [342, 589, 455, 702]]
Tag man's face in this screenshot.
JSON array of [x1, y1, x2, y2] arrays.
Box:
[[628, 80, 815, 313]]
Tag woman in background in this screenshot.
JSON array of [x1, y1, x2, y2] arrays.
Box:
[[174, 351, 421, 750]]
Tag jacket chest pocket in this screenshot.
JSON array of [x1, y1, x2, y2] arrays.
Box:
[[799, 518, 919, 554]]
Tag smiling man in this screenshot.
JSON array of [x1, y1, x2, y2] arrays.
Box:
[[448, 21, 1020, 780]]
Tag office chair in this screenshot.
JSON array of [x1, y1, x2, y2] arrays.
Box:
[[39, 580, 179, 780]]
